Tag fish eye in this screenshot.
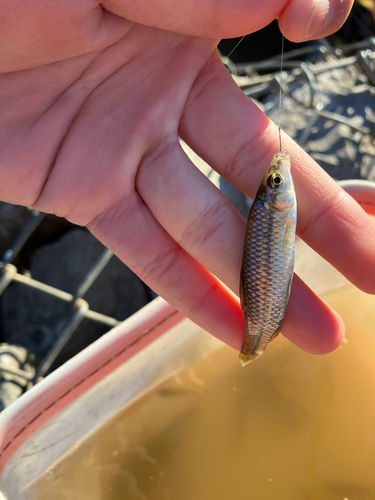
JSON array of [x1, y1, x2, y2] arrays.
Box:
[[267, 173, 284, 189]]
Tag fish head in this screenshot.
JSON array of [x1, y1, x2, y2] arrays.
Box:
[[259, 152, 296, 221]]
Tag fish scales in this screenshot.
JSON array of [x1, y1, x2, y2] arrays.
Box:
[[239, 152, 296, 366], [241, 200, 294, 347]]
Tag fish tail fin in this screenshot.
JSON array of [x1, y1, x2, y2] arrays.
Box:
[[239, 349, 264, 367]]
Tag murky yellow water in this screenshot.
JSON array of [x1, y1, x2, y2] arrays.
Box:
[[34, 285, 375, 500]]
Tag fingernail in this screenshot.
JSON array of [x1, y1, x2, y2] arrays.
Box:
[[305, 0, 331, 39]]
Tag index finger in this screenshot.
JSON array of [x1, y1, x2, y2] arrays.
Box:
[[179, 54, 375, 295]]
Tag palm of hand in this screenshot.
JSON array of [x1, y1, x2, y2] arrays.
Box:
[[1, 20, 246, 343]]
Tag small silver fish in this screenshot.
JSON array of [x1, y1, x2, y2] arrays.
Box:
[[239, 152, 297, 366]]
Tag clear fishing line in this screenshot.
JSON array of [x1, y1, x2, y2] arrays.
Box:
[[278, 35, 285, 152]]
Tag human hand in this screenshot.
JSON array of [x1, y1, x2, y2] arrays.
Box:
[[2, 0, 373, 356]]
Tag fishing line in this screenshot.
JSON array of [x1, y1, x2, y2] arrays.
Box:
[[224, 35, 246, 61], [278, 34, 285, 152], [226, 33, 285, 155]]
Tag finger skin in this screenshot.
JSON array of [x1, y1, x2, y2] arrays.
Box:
[[87, 191, 246, 350], [179, 54, 375, 295], [283, 275, 344, 353], [279, 0, 354, 42], [136, 140, 246, 295]]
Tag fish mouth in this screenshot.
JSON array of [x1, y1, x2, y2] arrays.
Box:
[[270, 152, 291, 174], [239, 350, 264, 367], [273, 151, 290, 164]]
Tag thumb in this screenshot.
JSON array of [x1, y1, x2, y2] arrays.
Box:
[[102, 0, 353, 40]]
